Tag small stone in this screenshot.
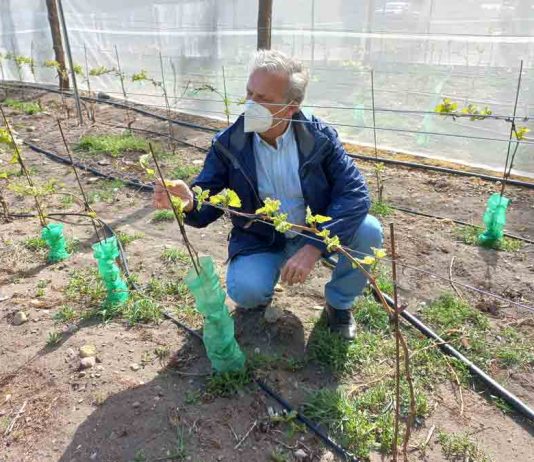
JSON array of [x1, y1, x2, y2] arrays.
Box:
[[319, 450, 335, 461], [78, 371, 87, 378], [254, 347, 260, 354], [264, 304, 283, 324], [26, 126, 36, 132], [79, 345, 96, 358], [96, 365, 104, 371], [294, 449, 307, 460], [192, 159, 204, 165], [130, 363, 140, 371], [274, 283, 284, 293], [80, 357, 96, 369], [87, 177, 100, 184], [97, 159, 110, 166], [65, 348, 76, 359], [30, 299, 45, 308], [132, 401, 140, 408], [13, 311, 28, 325]]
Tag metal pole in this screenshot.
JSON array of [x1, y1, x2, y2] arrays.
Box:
[[500, 59, 523, 196], [56, 0, 83, 125], [371, 69, 378, 157]]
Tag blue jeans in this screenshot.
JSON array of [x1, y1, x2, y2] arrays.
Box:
[[227, 214, 383, 310]]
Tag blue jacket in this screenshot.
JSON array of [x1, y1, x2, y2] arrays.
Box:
[[185, 111, 370, 260]]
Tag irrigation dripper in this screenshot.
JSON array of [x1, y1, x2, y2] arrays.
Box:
[[41, 222, 70, 263], [478, 193, 510, 246], [92, 235, 129, 306], [184, 255, 245, 373]]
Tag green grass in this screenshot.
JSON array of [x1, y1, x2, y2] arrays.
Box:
[[303, 380, 430, 458], [184, 390, 201, 405], [493, 327, 534, 369], [75, 132, 150, 158], [123, 295, 162, 325], [87, 179, 124, 204], [64, 268, 106, 308], [375, 264, 394, 296], [116, 230, 144, 246], [455, 225, 522, 252], [303, 292, 529, 457], [3, 98, 42, 114], [22, 236, 47, 252], [205, 369, 253, 397], [422, 293, 533, 370], [160, 247, 190, 265], [438, 431, 492, 462], [170, 164, 201, 182], [22, 236, 79, 254], [370, 200, 394, 217], [151, 210, 175, 223], [424, 293, 489, 332], [46, 331, 63, 347], [59, 194, 75, 209], [248, 352, 305, 372], [353, 295, 390, 332], [53, 305, 77, 323], [308, 316, 388, 375]]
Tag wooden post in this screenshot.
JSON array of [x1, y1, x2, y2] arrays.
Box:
[[257, 0, 273, 50], [45, 0, 69, 90], [56, 0, 83, 125]]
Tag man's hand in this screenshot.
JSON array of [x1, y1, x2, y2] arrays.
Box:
[[153, 179, 194, 212], [281, 244, 322, 286]]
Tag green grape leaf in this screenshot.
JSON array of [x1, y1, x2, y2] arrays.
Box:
[[255, 197, 281, 216]]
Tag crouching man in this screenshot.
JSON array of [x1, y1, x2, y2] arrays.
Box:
[[154, 49, 382, 340]]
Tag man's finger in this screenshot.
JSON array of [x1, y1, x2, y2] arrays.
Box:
[[280, 262, 290, 284], [291, 267, 305, 285], [282, 262, 296, 285]]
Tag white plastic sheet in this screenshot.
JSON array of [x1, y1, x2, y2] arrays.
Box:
[[1, 0, 533, 176]]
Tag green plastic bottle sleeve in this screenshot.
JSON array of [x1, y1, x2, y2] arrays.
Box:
[[478, 193, 510, 245], [41, 223, 70, 263], [185, 256, 245, 373], [92, 236, 129, 305]]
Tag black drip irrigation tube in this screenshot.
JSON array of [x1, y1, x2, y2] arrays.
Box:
[[374, 288, 534, 422], [22, 141, 534, 245], [6, 210, 359, 462], [349, 153, 534, 190], [5, 81, 534, 422], [0, 81, 218, 134], [2, 80, 534, 189], [389, 205, 534, 245], [23, 141, 154, 192]]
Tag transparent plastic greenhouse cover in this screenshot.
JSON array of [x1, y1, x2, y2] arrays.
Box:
[[1, 0, 533, 177]]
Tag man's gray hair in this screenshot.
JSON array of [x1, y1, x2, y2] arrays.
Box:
[[250, 49, 309, 105]]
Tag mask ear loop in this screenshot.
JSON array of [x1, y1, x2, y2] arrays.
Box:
[[269, 100, 295, 130]]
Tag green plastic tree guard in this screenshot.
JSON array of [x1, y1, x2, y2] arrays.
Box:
[[185, 256, 245, 373], [41, 223, 70, 263], [92, 236, 129, 306], [478, 193, 510, 246]]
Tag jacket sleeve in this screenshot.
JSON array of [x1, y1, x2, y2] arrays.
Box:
[[307, 126, 371, 253], [184, 142, 228, 228]]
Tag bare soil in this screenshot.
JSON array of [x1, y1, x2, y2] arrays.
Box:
[[0, 89, 533, 462]]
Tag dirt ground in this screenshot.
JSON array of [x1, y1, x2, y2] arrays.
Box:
[[0, 89, 533, 462]]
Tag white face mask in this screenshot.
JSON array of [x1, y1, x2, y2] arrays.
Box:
[[243, 99, 290, 133]]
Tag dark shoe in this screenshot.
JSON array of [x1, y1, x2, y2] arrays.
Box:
[[325, 304, 356, 340], [235, 302, 270, 315]]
